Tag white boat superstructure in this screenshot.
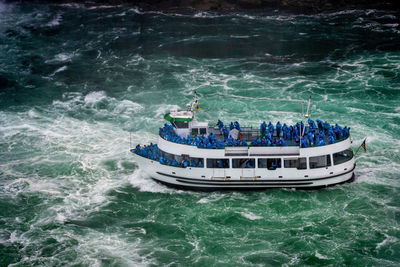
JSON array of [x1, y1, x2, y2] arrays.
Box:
[[131, 95, 355, 191]]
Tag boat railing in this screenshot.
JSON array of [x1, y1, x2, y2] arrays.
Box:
[[159, 127, 349, 149]]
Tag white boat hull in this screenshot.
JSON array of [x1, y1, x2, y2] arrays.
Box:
[[132, 153, 355, 191]]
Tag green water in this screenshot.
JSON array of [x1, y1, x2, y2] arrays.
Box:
[[0, 2, 400, 266]]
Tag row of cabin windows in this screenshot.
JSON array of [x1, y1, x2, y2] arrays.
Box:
[[205, 149, 353, 169], [159, 149, 353, 169], [160, 149, 204, 167]]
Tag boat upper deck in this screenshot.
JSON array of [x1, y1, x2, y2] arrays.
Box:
[[159, 119, 350, 149]]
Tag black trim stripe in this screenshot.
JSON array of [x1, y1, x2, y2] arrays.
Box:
[[156, 164, 355, 184], [175, 179, 312, 186], [151, 173, 355, 191]]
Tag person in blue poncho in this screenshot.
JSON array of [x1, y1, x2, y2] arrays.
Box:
[[267, 132, 272, 141], [301, 137, 308, 148], [276, 121, 282, 137], [268, 121, 274, 134], [343, 126, 350, 137], [281, 138, 286, 146], [217, 139, 224, 149], [217, 160, 223, 168], [217, 120, 224, 131], [229, 122, 234, 130], [245, 160, 254, 168], [234, 121, 241, 130], [241, 138, 247, 146], [223, 126, 229, 140], [318, 138, 325, 146], [260, 121, 267, 136], [171, 159, 178, 167], [182, 160, 189, 168], [198, 161, 204, 168], [190, 160, 197, 167], [308, 118, 316, 130], [328, 135, 335, 144], [295, 135, 300, 145]]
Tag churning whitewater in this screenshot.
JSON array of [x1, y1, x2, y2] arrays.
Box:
[[0, 2, 399, 266]]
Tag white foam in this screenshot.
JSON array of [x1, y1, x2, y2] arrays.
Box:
[[239, 211, 263, 220], [51, 66, 67, 76], [315, 251, 330, 260], [46, 14, 62, 27], [128, 169, 178, 194], [84, 91, 107, 104]]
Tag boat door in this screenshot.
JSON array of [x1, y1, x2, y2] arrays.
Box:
[[213, 169, 225, 178], [241, 158, 255, 178]]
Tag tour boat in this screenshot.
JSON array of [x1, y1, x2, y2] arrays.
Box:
[[131, 94, 355, 191]]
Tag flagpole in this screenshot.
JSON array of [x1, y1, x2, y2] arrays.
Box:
[[354, 137, 367, 157]]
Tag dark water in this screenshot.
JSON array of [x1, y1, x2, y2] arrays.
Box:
[[0, 2, 400, 266]]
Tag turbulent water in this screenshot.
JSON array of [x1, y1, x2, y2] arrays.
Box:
[[0, 1, 400, 266]]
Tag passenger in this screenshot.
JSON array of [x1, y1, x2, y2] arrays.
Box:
[[234, 121, 241, 130], [281, 138, 286, 146], [266, 139, 272, 146], [260, 121, 267, 136], [217, 160, 223, 168], [182, 160, 189, 168], [271, 161, 276, 170], [307, 131, 314, 146], [317, 120, 323, 131], [217, 139, 224, 149], [328, 135, 335, 144], [268, 121, 274, 134], [229, 122, 234, 130], [242, 138, 247, 146], [197, 161, 204, 168], [172, 159, 178, 167], [245, 160, 254, 168], [277, 138, 282, 146], [190, 160, 197, 167], [301, 137, 308, 148], [208, 133, 215, 143], [223, 126, 229, 140], [308, 118, 316, 130], [282, 123, 288, 139], [267, 132, 272, 141], [323, 120, 330, 133], [318, 138, 325, 146], [295, 135, 300, 145], [276, 121, 282, 137], [343, 126, 350, 137], [217, 120, 224, 131]]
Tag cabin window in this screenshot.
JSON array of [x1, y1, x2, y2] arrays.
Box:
[[232, 158, 255, 168], [284, 159, 298, 168], [309, 155, 331, 169], [207, 158, 229, 168], [174, 121, 189, 129], [187, 157, 204, 168], [191, 128, 198, 135], [199, 128, 207, 135], [297, 157, 307, 170], [333, 149, 353, 165], [258, 158, 281, 170]]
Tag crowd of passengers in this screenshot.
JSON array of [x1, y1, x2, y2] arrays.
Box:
[[159, 119, 350, 148], [133, 143, 204, 168]]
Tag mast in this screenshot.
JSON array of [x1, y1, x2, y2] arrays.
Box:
[[300, 96, 312, 142]]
